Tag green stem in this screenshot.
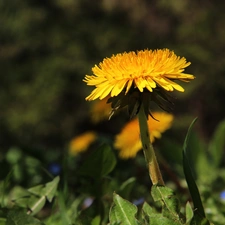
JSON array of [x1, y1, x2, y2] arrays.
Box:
[[137, 104, 165, 185]]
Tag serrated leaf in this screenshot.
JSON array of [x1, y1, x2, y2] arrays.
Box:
[[141, 202, 155, 224], [13, 177, 60, 215], [6, 209, 44, 225], [142, 202, 181, 225], [13, 195, 45, 216], [28, 195, 46, 215], [109, 193, 140, 225], [28, 176, 60, 202], [151, 185, 180, 221], [182, 118, 210, 225], [79, 144, 116, 179], [208, 119, 225, 168], [185, 201, 193, 224], [14, 194, 45, 216], [149, 216, 181, 225], [151, 185, 175, 202], [142, 202, 155, 215]]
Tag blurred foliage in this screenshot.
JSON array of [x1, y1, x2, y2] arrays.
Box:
[[1, 0, 225, 149], [0, 118, 225, 224]]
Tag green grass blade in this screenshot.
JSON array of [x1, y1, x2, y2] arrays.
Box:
[[182, 118, 209, 224]]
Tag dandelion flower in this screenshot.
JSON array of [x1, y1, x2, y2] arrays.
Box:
[[90, 96, 112, 123], [84, 49, 193, 185], [69, 131, 97, 155], [84, 49, 194, 118], [84, 49, 194, 98], [114, 112, 173, 159]]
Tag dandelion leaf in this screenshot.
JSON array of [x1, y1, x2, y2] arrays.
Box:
[[109, 193, 140, 225], [13, 177, 59, 215], [6, 208, 44, 225], [79, 144, 116, 179], [142, 202, 181, 225], [151, 185, 181, 223], [28, 176, 59, 202], [185, 201, 194, 225]]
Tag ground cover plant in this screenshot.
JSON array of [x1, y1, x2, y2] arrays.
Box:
[[1, 49, 225, 225]]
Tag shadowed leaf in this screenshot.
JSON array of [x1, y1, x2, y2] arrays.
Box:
[[6, 209, 44, 225], [182, 118, 210, 225], [208, 119, 225, 168], [79, 144, 116, 179]]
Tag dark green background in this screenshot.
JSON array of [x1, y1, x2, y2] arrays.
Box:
[[1, 0, 225, 150]]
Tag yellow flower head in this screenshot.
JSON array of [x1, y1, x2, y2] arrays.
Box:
[[84, 49, 194, 101], [90, 96, 112, 123], [114, 112, 173, 159], [69, 131, 97, 155]]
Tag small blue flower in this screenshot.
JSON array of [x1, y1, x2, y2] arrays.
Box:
[[220, 190, 225, 200], [48, 163, 61, 176], [83, 197, 94, 208], [133, 197, 145, 206]]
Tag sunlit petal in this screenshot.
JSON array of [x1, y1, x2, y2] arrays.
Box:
[[84, 49, 195, 101]]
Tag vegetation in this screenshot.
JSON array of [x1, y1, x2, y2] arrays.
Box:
[[1, 0, 225, 224]]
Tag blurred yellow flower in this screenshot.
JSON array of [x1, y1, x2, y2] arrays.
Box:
[[90, 96, 111, 123], [84, 49, 194, 101], [69, 131, 97, 155], [114, 112, 174, 159]]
